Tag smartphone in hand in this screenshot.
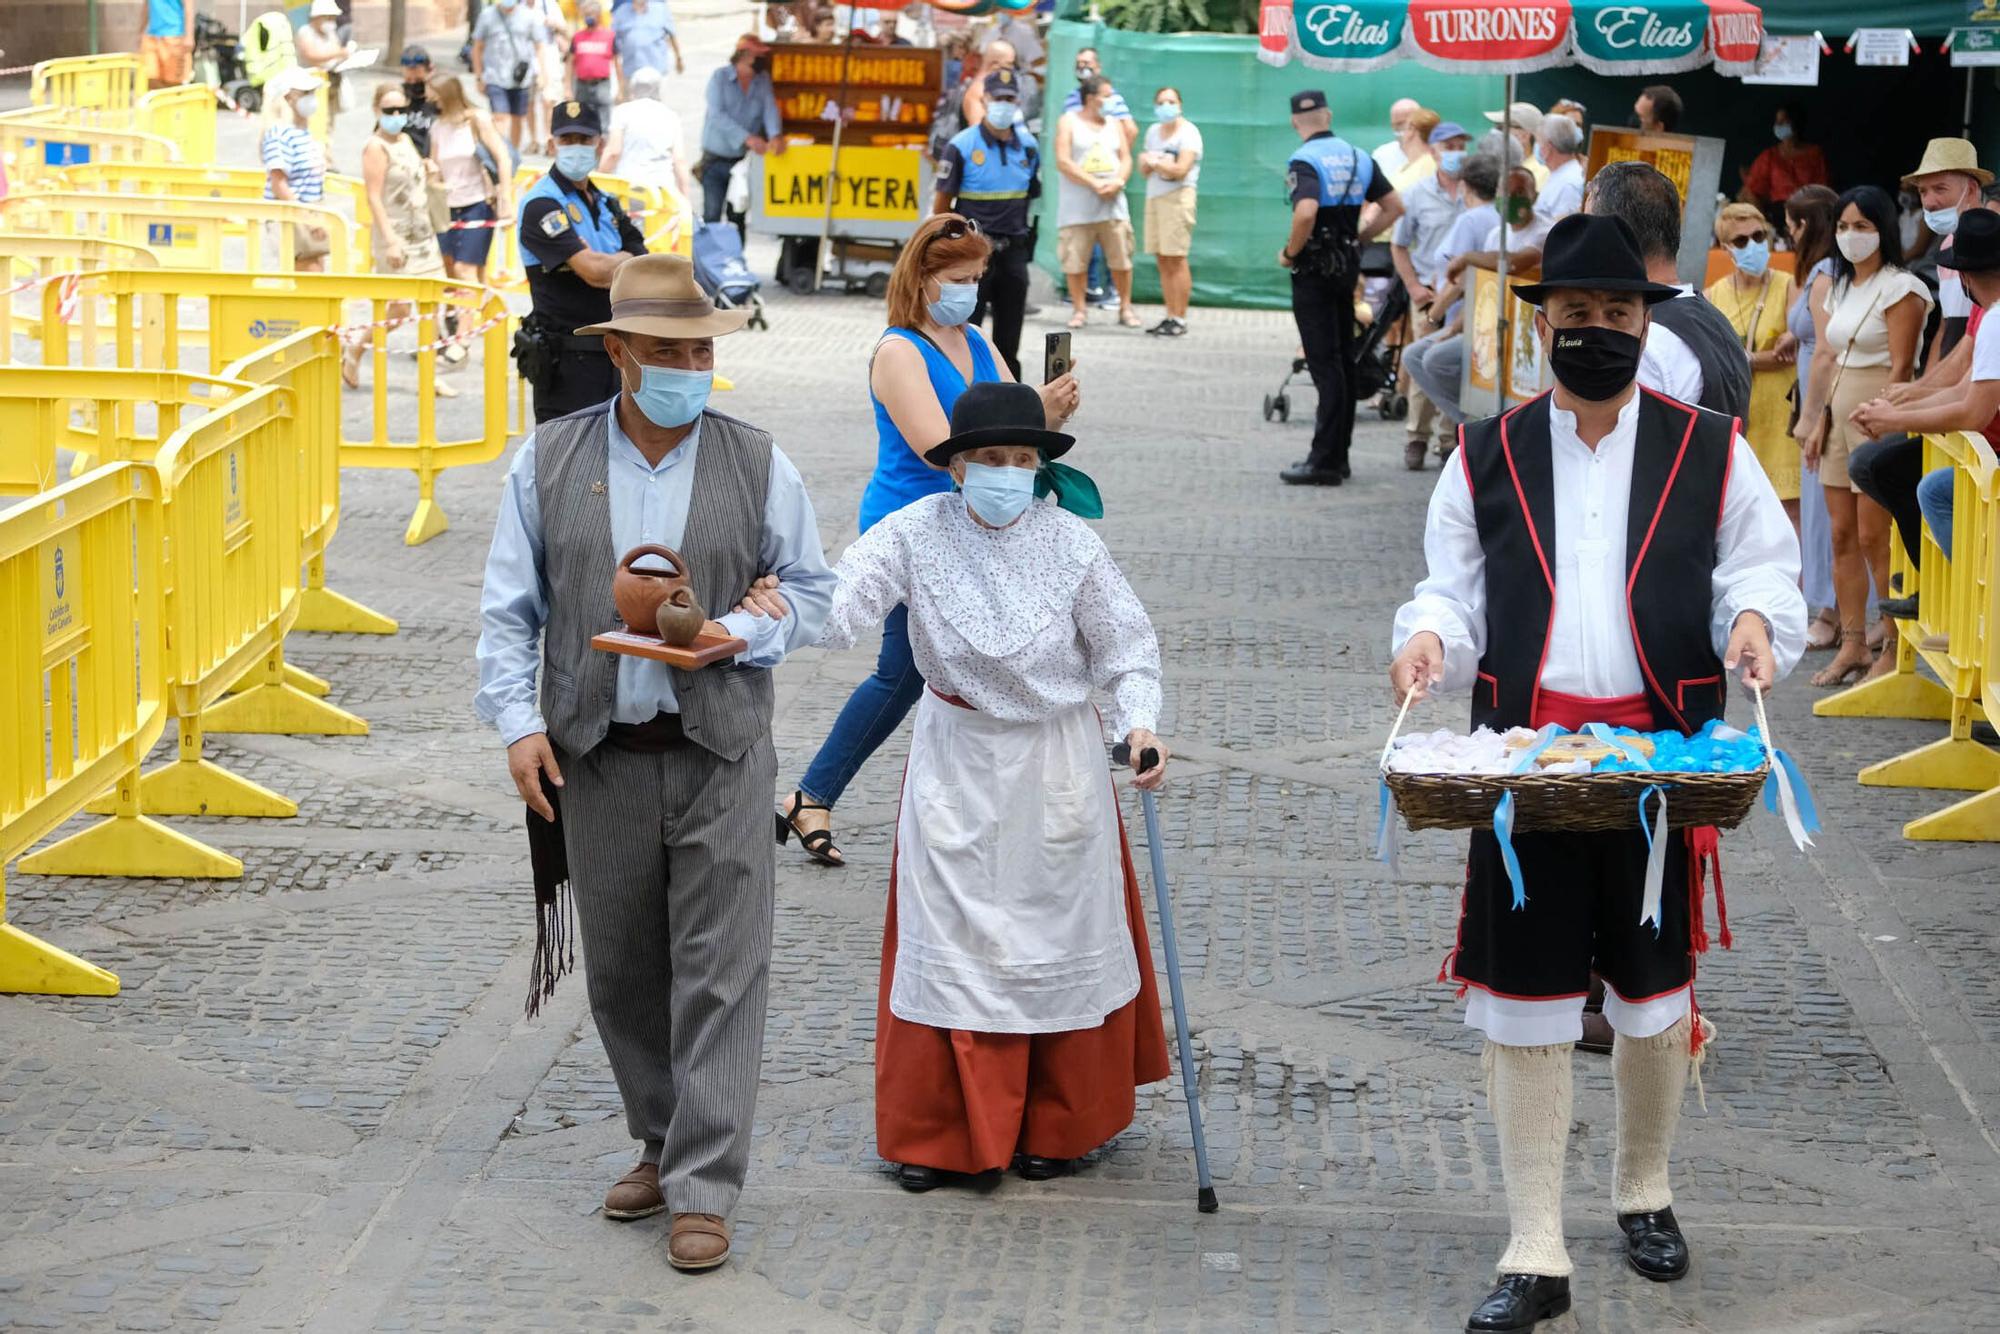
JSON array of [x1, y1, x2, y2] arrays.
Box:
[[1044, 330, 1072, 384]]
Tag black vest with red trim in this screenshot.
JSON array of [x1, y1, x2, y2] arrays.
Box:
[[1458, 388, 1738, 737]]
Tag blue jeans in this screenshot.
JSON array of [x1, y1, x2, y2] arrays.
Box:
[[1087, 245, 1111, 297], [699, 152, 740, 225], [1918, 465, 1955, 555], [798, 604, 923, 807]]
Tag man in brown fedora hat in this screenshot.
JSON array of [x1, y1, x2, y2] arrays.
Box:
[[1390, 214, 1804, 1334], [476, 252, 837, 1271]]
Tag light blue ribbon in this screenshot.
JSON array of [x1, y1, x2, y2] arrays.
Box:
[[1762, 746, 1823, 838], [1586, 723, 1655, 770], [1491, 725, 1564, 912], [1373, 777, 1401, 874], [1637, 784, 1667, 936]]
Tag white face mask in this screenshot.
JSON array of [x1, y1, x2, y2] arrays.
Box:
[[1836, 229, 1882, 264]]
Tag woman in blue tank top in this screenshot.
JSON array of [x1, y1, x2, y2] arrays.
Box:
[[779, 214, 1081, 865]]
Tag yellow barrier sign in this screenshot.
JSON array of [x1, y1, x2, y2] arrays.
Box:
[[756, 144, 927, 223]]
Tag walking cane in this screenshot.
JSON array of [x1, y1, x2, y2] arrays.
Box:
[[1113, 743, 1218, 1213]]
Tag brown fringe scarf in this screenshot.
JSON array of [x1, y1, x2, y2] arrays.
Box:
[[525, 772, 575, 1020]]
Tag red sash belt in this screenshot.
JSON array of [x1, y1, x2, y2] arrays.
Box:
[[929, 686, 974, 711], [1531, 689, 1652, 732]]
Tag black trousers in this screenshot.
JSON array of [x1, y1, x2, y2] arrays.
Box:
[[973, 233, 1031, 381], [534, 348, 621, 425], [1848, 433, 1925, 568], [1290, 265, 1359, 472]]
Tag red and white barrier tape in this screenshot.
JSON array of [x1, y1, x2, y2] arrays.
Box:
[[329, 307, 510, 353], [2, 270, 80, 319], [0, 63, 38, 78]]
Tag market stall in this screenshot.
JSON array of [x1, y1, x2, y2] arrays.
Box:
[[1257, 0, 1763, 410], [749, 33, 942, 294]]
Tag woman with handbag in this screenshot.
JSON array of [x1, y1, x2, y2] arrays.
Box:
[[1795, 185, 1931, 687], [429, 74, 516, 288], [778, 214, 1080, 867], [347, 82, 457, 394]]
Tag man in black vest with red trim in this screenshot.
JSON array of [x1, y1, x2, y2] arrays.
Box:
[[1389, 214, 1805, 1334]]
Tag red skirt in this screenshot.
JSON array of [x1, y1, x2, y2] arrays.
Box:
[[874, 811, 1173, 1174]]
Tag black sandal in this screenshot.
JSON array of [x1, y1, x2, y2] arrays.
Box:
[[775, 791, 845, 867]]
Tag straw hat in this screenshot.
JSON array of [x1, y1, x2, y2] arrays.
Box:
[[309, 0, 342, 18], [575, 254, 750, 339], [1902, 137, 1993, 188]]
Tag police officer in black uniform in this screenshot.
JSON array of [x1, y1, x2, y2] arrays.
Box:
[[934, 69, 1040, 379], [515, 101, 650, 423], [1279, 89, 1404, 486]]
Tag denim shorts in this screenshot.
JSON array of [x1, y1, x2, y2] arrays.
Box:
[[439, 200, 497, 266], [484, 84, 530, 116]]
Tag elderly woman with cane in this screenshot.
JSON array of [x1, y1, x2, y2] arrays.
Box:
[[811, 380, 1170, 1192]]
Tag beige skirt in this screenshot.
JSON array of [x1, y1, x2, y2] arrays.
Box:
[[1823, 363, 1891, 491]]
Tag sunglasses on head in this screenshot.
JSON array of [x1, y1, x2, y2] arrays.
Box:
[[924, 217, 982, 253], [1725, 229, 1769, 248]]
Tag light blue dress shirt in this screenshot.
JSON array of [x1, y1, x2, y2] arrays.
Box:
[[475, 404, 835, 747], [701, 66, 782, 160]]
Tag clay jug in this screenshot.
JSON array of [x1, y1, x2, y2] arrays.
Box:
[[612, 544, 707, 645]]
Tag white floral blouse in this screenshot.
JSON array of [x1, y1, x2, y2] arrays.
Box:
[[816, 493, 1163, 740]]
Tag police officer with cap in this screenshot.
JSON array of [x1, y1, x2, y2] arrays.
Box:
[[935, 68, 1040, 379], [516, 100, 650, 423], [1279, 89, 1403, 486]]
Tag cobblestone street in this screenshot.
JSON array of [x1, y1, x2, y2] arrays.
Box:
[[7, 35, 2000, 1334]]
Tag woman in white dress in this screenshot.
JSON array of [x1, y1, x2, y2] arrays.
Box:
[[814, 381, 1172, 1192]]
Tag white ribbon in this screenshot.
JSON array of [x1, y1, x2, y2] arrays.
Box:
[[1753, 684, 1815, 852], [1638, 785, 1669, 932]]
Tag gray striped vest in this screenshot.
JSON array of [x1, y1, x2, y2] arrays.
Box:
[[534, 402, 774, 762]]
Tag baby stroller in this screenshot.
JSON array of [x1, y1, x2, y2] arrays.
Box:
[[1261, 276, 1410, 423], [693, 220, 768, 332]]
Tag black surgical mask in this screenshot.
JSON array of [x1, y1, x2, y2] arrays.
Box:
[[402, 80, 428, 104], [1548, 325, 1643, 401]]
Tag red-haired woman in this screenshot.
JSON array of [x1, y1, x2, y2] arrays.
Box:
[[777, 213, 1080, 867]]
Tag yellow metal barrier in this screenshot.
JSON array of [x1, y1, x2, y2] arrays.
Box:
[[222, 328, 399, 638], [29, 385, 304, 873], [46, 163, 376, 236], [136, 85, 219, 167], [43, 269, 516, 545], [0, 463, 175, 995], [1, 233, 161, 367], [0, 112, 180, 189], [1822, 431, 2000, 840], [0, 192, 357, 276], [0, 366, 243, 496], [29, 55, 144, 123]]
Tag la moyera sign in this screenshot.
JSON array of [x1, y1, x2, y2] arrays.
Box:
[[766, 169, 922, 214]]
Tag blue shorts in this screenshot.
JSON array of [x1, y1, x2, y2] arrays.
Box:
[[439, 200, 496, 266], [484, 84, 529, 116]]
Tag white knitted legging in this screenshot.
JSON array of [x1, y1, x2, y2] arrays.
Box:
[[1487, 1041, 1575, 1278], [1613, 1012, 1695, 1214]]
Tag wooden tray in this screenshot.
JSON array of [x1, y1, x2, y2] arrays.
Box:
[[591, 628, 748, 669]]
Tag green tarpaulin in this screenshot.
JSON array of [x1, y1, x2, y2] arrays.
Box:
[[1032, 20, 1502, 311]]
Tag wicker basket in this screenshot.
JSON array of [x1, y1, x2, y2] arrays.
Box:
[[1384, 767, 1767, 833]]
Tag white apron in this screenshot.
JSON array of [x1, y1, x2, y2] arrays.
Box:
[[891, 691, 1140, 1035]]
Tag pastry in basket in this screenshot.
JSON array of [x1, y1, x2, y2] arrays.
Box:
[[1531, 733, 1657, 769], [1385, 216, 1809, 1334]]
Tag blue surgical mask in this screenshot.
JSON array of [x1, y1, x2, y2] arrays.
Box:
[[1925, 205, 1962, 237], [555, 143, 599, 180], [1772, 122, 1792, 142], [294, 92, 318, 120], [928, 281, 978, 327], [1731, 237, 1771, 278], [1155, 101, 1180, 122], [1438, 149, 1464, 175], [985, 100, 1018, 131], [960, 461, 1035, 526], [629, 365, 712, 427], [379, 111, 408, 135]]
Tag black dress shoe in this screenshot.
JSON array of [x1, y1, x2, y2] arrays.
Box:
[[1016, 1154, 1071, 1181], [1879, 593, 1920, 620], [1618, 1207, 1690, 1281], [896, 1163, 941, 1192], [1280, 463, 1344, 486], [1466, 1274, 1571, 1332]]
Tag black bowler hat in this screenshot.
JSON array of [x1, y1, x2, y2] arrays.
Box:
[[1513, 214, 1683, 306], [1949, 208, 2000, 272], [924, 382, 1075, 467], [550, 100, 602, 138], [984, 68, 1020, 101], [1290, 89, 1328, 114]]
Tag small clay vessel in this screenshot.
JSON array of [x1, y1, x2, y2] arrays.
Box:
[[613, 544, 707, 645]]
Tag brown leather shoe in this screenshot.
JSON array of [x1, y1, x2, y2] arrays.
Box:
[[603, 1161, 666, 1221], [667, 1212, 730, 1271]]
